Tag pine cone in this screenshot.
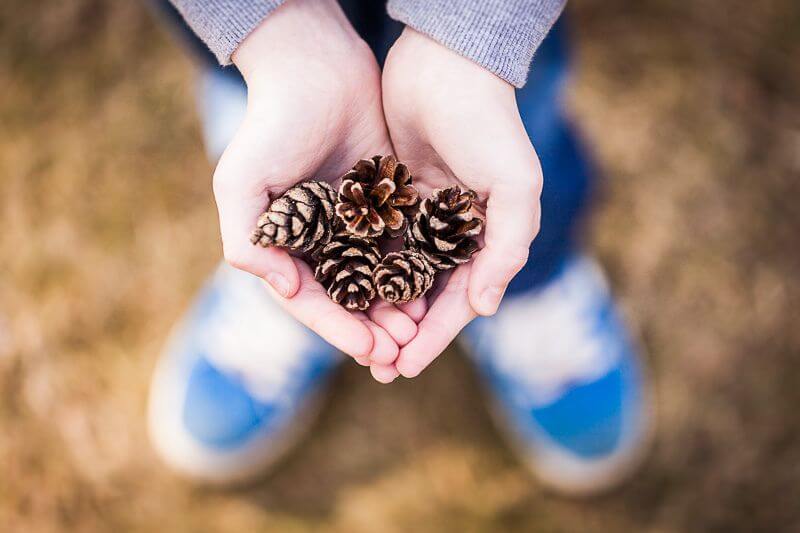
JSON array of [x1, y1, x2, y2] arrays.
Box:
[[373, 250, 435, 304], [335, 155, 420, 238], [251, 181, 337, 253], [406, 186, 484, 271], [314, 233, 381, 311]]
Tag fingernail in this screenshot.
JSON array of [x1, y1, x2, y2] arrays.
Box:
[[479, 286, 504, 315], [266, 272, 289, 297]]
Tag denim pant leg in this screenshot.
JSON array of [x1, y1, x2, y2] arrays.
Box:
[[506, 20, 595, 295]]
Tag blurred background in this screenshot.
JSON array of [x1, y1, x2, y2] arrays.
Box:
[[1, 0, 799, 531]]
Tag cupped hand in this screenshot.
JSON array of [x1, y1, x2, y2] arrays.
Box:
[[381, 28, 544, 378], [213, 0, 417, 374]]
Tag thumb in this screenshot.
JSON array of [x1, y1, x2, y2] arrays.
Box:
[[212, 123, 301, 297], [468, 153, 542, 315]]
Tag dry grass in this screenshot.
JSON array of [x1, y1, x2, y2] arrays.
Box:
[[1, 0, 799, 531]]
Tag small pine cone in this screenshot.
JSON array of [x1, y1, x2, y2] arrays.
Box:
[[314, 233, 381, 311], [336, 155, 420, 238], [406, 186, 484, 271], [373, 250, 435, 304], [251, 181, 337, 253]]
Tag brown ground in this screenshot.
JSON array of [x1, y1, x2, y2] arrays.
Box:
[[1, 1, 799, 531]]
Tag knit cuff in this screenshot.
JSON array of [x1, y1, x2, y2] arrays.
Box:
[[387, 0, 566, 88], [170, 0, 287, 65]]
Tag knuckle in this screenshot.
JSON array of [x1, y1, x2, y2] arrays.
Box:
[[530, 175, 544, 198], [223, 245, 249, 272], [506, 246, 530, 273]]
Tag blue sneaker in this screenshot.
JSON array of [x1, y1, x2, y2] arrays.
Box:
[[147, 264, 341, 484], [462, 255, 654, 495]]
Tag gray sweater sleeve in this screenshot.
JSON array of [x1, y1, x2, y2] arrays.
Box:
[[387, 0, 566, 87], [168, 0, 287, 65], [169, 0, 565, 86]]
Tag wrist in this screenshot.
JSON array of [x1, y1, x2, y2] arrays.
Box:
[[387, 28, 516, 102], [401, 28, 513, 86], [233, 0, 362, 84]]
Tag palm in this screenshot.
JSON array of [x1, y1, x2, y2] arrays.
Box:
[[214, 3, 421, 380], [238, 52, 390, 194]]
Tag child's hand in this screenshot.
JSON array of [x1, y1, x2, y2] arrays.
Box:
[[213, 0, 417, 376], [381, 28, 543, 378]]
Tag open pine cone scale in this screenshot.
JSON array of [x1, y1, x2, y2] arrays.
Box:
[[251, 181, 337, 253], [314, 233, 381, 311], [336, 155, 420, 238], [373, 250, 435, 304], [407, 186, 484, 271]]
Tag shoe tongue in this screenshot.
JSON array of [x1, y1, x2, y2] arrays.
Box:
[[199, 268, 318, 405], [476, 258, 622, 408]]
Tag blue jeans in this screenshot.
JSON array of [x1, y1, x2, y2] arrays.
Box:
[[152, 2, 594, 293]]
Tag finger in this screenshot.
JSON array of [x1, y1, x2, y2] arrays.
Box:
[[362, 321, 400, 366], [266, 258, 374, 358], [353, 356, 371, 367], [366, 300, 418, 346], [370, 363, 400, 384], [224, 239, 300, 299], [394, 267, 477, 378], [468, 176, 541, 316], [212, 123, 302, 297], [398, 297, 428, 323]]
